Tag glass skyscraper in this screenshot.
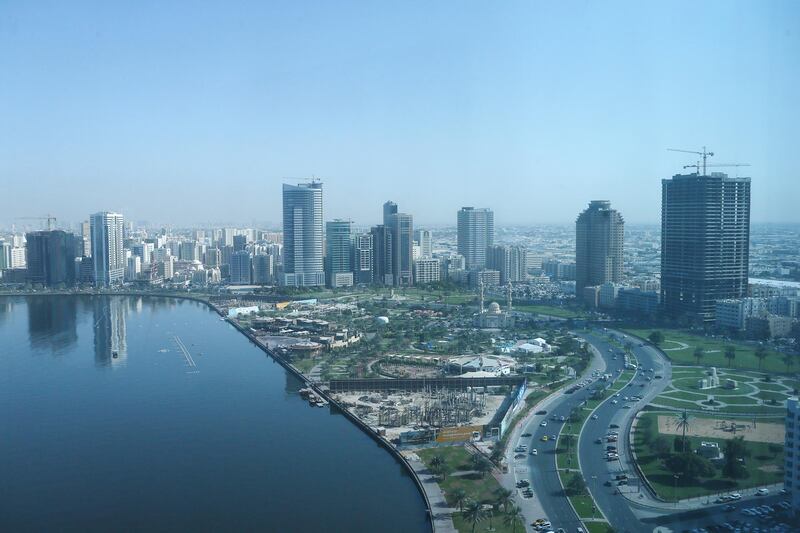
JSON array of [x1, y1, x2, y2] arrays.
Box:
[[282, 181, 324, 287]]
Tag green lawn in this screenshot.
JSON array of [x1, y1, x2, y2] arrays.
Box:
[[513, 304, 587, 319], [633, 413, 784, 501], [623, 328, 790, 373], [418, 447, 521, 533], [585, 522, 614, 533]]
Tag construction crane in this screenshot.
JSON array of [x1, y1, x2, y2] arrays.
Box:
[[667, 146, 714, 175], [15, 214, 57, 230], [682, 162, 750, 176]]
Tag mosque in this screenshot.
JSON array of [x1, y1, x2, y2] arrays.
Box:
[[473, 280, 516, 329]]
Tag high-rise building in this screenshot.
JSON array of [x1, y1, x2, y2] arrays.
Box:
[[125, 255, 141, 282], [487, 245, 528, 284], [132, 242, 154, 265], [0, 240, 11, 270], [325, 220, 353, 288], [282, 181, 324, 287], [575, 201, 624, 300], [661, 173, 751, 322], [81, 221, 91, 257], [386, 211, 413, 286], [252, 253, 274, 285], [233, 234, 247, 252], [415, 229, 433, 259], [230, 250, 252, 285], [457, 207, 494, 270], [10, 246, 26, 268], [370, 225, 392, 285], [352, 233, 374, 284], [90, 212, 125, 287], [414, 258, 441, 285], [25, 230, 79, 287]]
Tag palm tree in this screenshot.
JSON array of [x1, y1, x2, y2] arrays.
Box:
[[463, 500, 485, 533], [693, 346, 705, 366], [755, 345, 768, 371], [504, 506, 524, 533], [430, 454, 447, 480], [674, 410, 692, 452], [452, 488, 468, 513], [494, 487, 514, 513], [724, 345, 736, 368]]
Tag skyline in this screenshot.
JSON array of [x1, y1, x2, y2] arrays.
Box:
[[2, 1, 799, 227]]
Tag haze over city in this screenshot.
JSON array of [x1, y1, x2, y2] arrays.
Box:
[[1, 1, 799, 227]]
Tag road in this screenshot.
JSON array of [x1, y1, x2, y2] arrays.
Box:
[[577, 330, 672, 532], [506, 331, 617, 532]]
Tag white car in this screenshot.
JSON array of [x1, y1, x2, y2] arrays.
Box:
[[591, 414, 598, 420], [756, 488, 769, 495], [611, 400, 618, 404], [540, 421, 548, 427]]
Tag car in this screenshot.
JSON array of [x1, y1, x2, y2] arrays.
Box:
[[611, 400, 618, 404], [639, 383, 646, 387], [617, 479, 628, 486], [729, 492, 741, 500], [559, 415, 565, 422], [615, 474, 627, 480], [536, 410, 547, 415], [604, 480, 612, 486], [540, 421, 548, 427], [595, 438, 603, 444], [756, 488, 769, 495], [541, 435, 549, 442], [591, 414, 598, 420], [607, 446, 617, 451], [609, 424, 620, 429], [522, 433, 532, 438], [623, 396, 629, 401], [531, 449, 538, 456], [516, 480, 530, 488], [780, 488, 789, 495], [723, 504, 735, 512], [622, 404, 632, 409], [515, 453, 526, 459], [550, 434, 556, 441]]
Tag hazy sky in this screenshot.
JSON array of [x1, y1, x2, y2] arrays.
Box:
[[1, 1, 798, 229]]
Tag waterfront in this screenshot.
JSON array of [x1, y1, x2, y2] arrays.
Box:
[[0, 295, 429, 533]]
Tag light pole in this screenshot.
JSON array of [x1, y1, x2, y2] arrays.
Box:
[[673, 474, 681, 507]]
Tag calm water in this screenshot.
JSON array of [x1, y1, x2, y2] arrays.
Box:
[[0, 295, 429, 533]]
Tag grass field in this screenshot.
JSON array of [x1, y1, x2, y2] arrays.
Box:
[[633, 412, 784, 501], [585, 522, 614, 533], [623, 328, 790, 373], [417, 447, 520, 533], [513, 304, 587, 319]]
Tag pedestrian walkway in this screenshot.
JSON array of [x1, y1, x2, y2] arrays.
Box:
[[623, 481, 785, 514], [403, 452, 458, 533]]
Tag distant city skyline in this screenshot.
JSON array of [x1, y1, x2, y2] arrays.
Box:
[[1, 1, 798, 226]]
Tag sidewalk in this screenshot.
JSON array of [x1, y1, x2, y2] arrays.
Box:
[[403, 452, 458, 533], [621, 481, 785, 513]]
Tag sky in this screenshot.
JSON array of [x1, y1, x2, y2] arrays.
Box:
[[1, 0, 799, 229]]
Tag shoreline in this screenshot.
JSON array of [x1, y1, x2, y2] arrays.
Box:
[[1, 290, 437, 533]]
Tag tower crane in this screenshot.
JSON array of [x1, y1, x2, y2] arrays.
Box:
[[682, 163, 750, 177], [15, 214, 57, 230], [667, 146, 714, 175]]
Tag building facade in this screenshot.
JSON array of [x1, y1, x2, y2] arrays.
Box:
[[414, 258, 441, 285], [25, 230, 79, 287], [230, 250, 252, 285], [352, 233, 374, 284], [386, 211, 413, 286], [661, 173, 751, 322], [90, 212, 125, 287], [325, 219, 353, 288], [457, 207, 494, 270], [282, 181, 325, 287], [575, 201, 624, 301], [786, 397, 800, 513]]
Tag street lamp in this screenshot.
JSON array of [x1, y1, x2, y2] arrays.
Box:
[[673, 474, 681, 507]]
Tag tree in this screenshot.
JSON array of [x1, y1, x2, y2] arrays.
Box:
[[495, 487, 514, 513], [504, 506, 524, 533], [463, 500, 485, 533], [724, 345, 736, 368], [653, 436, 671, 457], [754, 345, 769, 371], [665, 453, 715, 481], [723, 437, 750, 479], [430, 454, 447, 480], [648, 331, 664, 346], [693, 347, 705, 366], [451, 488, 468, 512], [674, 410, 692, 453], [565, 474, 587, 496]]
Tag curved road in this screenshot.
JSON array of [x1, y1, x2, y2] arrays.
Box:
[[577, 330, 672, 532], [508, 327, 671, 532]]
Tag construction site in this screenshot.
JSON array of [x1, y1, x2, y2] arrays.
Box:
[[330, 384, 509, 442]]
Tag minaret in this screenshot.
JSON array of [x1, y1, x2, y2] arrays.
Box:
[[506, 280, 513, 311], [479, 279, 485, 313]]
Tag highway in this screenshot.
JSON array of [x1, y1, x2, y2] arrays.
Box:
[[577, 329, 672, 532], [510, 329, 621, 532]]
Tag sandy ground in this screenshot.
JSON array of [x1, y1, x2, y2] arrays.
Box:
[[657, 415, 784, 444]]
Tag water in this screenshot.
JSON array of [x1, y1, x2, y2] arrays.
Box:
[[0, 295, 429, 533]]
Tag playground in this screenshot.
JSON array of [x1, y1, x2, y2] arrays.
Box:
[[656, 414, 784, 444]]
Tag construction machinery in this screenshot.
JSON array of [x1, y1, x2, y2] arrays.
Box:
[[667, 146, 714, 175], [15, 214, 57, 230]]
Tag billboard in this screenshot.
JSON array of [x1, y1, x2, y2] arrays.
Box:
[[435, 425, 484, 443]]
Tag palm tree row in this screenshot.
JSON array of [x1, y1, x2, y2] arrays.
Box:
[[458, 489, 524, 533]]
